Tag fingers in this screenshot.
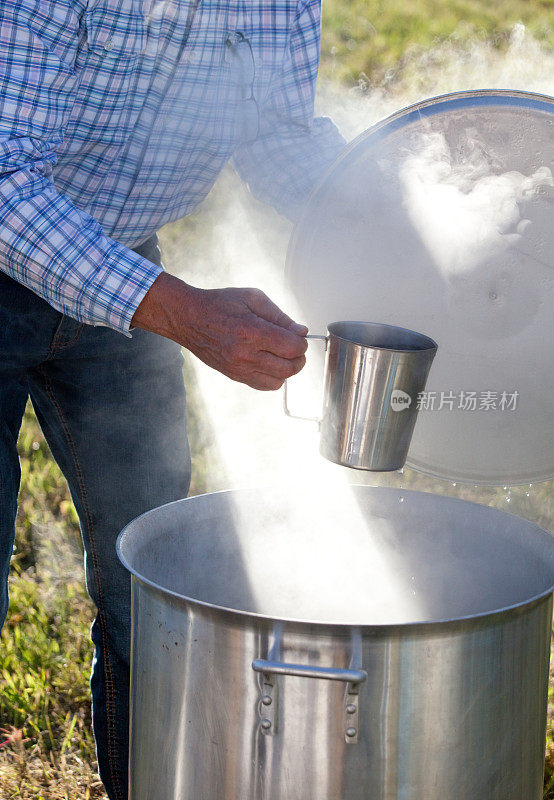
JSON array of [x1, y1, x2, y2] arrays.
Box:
[[223, 310, 307, 361], [163, 282, 309, 390], [224, 351, 306, 391], [256, 351, 306, 380], [246, 373, 287, 391], [230, 292, 308, 386], [250, 323, 308, 361], [244, 288, 293, 327], [289, 321, 309, 336], [244, 288, 309, 338], [243, 360, 304, 391]]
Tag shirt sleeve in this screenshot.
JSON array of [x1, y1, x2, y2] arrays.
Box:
[[0, 0, 162, 335], [231, 0, 346, 222]]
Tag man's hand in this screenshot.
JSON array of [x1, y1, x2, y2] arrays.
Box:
[[131, 273, 308, 390]]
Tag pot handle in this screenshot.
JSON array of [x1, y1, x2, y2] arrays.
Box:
[[252, 660, 366, 684], [252, 628, 366, 743], [283, 333, 328, 424]]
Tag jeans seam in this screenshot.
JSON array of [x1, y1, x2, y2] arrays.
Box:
[[36, 366, 124, 800], [54, 323, 85, 353], [46, 321, 85, 359], [45, 319, 65, 360]]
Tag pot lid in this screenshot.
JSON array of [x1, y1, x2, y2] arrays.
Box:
[[286, 90, 554, 485]]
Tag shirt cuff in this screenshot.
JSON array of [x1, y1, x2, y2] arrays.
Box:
[[80, 240, 164, 337]]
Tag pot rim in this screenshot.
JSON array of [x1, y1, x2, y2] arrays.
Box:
[[117, 486, 554, 631]]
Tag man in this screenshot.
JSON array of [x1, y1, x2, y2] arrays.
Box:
[[0, 0, 345, 796]]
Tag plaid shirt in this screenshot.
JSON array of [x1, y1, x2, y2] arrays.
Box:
[[0, 0, 344, 334]]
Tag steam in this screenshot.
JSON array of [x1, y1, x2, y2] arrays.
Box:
[[398, 131, 553, 276], [160, 24, 554, 622], [21, 520, 85, 612], [226, 484, 425, 624], [319, 23, 554, 140]]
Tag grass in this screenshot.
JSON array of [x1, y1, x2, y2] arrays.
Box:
[[320, 0, 554, 86], [0, 406, 103, 798], [1, 0, 554, 796]]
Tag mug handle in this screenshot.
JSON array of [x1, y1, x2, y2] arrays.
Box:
[[283, 334, 328, 424]]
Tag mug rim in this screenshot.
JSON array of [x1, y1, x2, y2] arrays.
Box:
[[327, 320, 438, 353]]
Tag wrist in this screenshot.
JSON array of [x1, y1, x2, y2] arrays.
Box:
[[130, 272, 198, 340]]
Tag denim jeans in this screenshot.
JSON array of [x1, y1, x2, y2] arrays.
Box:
[[0, 235, 191, 800]]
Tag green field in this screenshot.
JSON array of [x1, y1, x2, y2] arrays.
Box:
[[1, 1, 554, 797], [320, 0, 554, 86]]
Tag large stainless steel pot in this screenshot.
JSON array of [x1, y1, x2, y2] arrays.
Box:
[[117, 486, 554, 800]]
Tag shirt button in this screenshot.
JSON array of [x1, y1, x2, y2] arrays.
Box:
[[103, 36, 114, 51]]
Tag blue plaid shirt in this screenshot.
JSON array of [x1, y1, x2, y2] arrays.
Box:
[[0, 0, 344, 334]]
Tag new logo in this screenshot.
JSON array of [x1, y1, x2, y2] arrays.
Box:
[[390, 389, 412, 411]]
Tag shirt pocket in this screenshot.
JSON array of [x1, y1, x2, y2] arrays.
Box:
[[75, 1, 147, 148], [84, 0, 147, 57], [222, 29, 279, 137]]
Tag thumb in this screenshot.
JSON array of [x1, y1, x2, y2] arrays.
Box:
[[246, 290, 308, 334], [288, 321, 309, 336]]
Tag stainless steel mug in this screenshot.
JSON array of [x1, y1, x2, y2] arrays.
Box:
[[284, 321, 438, 471]]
